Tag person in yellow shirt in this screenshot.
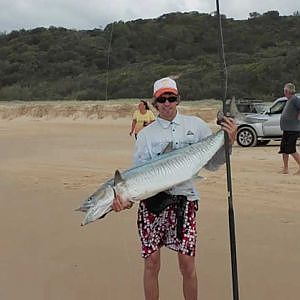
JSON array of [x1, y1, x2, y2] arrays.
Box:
[[130, 100, 155, 139]]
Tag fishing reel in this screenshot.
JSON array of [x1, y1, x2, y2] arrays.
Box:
[[216, 110, 234, 125], [216, 97, 236, 125]]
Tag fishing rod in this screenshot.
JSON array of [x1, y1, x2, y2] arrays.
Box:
[[215, 1, 240, 299]]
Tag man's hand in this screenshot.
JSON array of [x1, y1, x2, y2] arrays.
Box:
[[112, 194, 133, 212], [220, 116, 237, 145]]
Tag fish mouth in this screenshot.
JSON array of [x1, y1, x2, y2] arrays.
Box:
[[80, 185, 115, 225], [76, 184, 111, 212]]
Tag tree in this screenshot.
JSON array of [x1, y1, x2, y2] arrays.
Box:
[[263, 11, 280, 19], [249, 12, 261, 19], [0, 12, 300, 101]]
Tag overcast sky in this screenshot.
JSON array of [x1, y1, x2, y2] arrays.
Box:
[[0, 0, 299, 32]]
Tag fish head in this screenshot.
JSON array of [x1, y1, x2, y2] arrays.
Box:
[[81, 184, 115, 225]]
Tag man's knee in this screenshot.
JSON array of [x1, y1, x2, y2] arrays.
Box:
[[144, 251, 160, 274], [178, 254, 196, 277]]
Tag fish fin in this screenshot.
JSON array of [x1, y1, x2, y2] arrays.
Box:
[[114, 169, 124, 185], [193, 175, 206, 181], [229, 96, 246, 121], [161, 142, 173, 154], [217, 96, 245, 124]]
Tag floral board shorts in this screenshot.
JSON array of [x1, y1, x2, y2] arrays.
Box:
[[137, 200, 198, 258]]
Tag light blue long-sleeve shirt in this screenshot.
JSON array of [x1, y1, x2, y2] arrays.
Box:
[[133, 113, 227, 201]]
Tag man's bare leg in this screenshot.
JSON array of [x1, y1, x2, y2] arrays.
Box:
[[144, 250, 160, 300], [291, 152, 300, 174], [281, 153, 289, 174], [178, 253, 198, 300]]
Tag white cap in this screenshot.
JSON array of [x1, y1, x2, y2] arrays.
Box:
[[153, 77, 178, 98]]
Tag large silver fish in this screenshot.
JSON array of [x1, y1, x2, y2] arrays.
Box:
[[77, 130, 224, 225]]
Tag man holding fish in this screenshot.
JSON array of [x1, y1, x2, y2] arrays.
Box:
[[112, 77, 237, 300]]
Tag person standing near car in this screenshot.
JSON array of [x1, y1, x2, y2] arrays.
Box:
[[279, 83, 300, 175]]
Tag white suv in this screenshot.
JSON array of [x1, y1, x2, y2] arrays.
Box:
[[236, 97, 288, 147]]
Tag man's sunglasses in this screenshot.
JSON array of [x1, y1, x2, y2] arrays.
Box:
[[156, 96, 178, 103]]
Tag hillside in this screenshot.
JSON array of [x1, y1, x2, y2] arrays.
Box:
[[0, 11, 299, 101]]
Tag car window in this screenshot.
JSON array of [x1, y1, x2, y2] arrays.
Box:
[[253, 103, 269, 113], [269, 101, 286, 114], [236, 102, 267, 113]]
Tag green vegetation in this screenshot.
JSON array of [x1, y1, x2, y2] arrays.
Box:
[[0, 11, 299, 101]]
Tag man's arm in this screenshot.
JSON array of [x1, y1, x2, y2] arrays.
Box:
[[133, 131, 152, 166], [293, 96, 300, 110]]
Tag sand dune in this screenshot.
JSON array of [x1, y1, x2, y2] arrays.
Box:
[[0, 101, 299, 300], [0, 100, 220, 123]]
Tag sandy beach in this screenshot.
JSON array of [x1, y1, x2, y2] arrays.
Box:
[[0, 102, 299, 300]]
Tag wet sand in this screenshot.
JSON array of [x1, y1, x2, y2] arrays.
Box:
[[0, 104, 299, 300]]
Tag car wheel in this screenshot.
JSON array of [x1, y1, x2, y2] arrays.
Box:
[[237, 127, 258, 147]]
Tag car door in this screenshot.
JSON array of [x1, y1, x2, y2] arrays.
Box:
[[262, 99, 287, 136]]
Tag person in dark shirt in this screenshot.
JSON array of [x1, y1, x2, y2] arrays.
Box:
[[279, 83, 300, 175]]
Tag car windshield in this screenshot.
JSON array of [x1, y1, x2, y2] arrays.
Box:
[[253, 103, 269, 113], [269, 101, 286, 114], [236, 102, 268, 113]]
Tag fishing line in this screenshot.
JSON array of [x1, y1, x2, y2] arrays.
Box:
[[105, 22, 114, 101], [215, 1, 240, 300], [215, 6, 228, 102], [119, 213, 137, 295], [103, 21, 135, 286]]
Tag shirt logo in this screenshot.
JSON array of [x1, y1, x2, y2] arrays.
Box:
[[186, 130, 194, 136]]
